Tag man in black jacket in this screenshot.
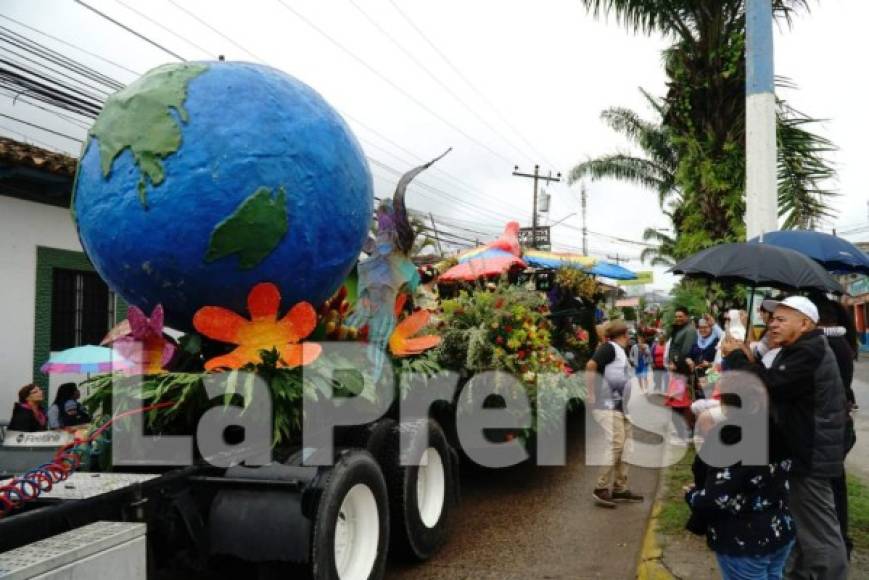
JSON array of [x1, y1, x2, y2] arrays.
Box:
[[723, 296, 848, 580]]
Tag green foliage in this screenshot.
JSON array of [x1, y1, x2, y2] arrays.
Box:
[[432, 281, 578, 432], [662, 280, 745, 328], [657, 447, 695, 536], [575, 1, 836, 267], [81, 349, 337, 452], [847, 474, 869, 553]]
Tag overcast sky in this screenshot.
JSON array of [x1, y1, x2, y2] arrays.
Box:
[[2, 0, 866, 291]]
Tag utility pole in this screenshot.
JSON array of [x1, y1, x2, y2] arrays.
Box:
[[512, 164, 561, 248], [428, 212, 444, 256], [607, 253, 628, 265], [745, 0, 777, 240], [581, 183, 588, 255]]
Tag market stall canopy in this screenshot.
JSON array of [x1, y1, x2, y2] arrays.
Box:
[[521, 249, 595, 269], [748, 230, 869, 275], [585, 261, 638, 281], [40, 345, 131, 374], [459, 242, 638, 281], [439, 251, 527, 282], [523, 250, 637, 281], [670, 242, 845, 294]]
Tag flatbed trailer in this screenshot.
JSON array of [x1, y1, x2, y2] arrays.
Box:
[[0, 416, 461, 580]]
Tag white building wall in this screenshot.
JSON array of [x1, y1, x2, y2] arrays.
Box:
[[0, 195, 83, 417]]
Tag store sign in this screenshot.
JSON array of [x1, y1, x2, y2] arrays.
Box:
[[518, 226, 550, 248], [848, 276, 869, 297], [3, 430, 74, 447], [618, 271, 654, 286]]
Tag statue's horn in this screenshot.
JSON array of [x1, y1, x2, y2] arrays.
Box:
[[393, 148, 452, 254]]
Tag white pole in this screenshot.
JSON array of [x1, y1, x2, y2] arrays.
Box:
[[745, 0, 778, 241]]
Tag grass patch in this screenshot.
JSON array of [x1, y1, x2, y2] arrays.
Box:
[[656, 457, 869, 552], [849, 474, 869, 553], [656, 448, 696, 536]]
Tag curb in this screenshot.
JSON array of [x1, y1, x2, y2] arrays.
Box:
[[636, 467, 674, 580]]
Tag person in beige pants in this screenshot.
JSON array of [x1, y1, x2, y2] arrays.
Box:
[[585, 320, 644, 508]]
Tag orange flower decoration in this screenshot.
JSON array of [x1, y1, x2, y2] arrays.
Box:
[[193, 282, 321, 371], [389, 294, 441, 357]]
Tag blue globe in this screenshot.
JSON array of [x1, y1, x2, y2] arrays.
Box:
[[74, 62, 373, 331]]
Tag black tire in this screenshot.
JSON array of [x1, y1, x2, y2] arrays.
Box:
[[310, 449, 389, 580], [382, 419, 454, 561]]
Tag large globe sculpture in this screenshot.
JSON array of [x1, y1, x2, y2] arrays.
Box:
[[74, 62, 373, 331]]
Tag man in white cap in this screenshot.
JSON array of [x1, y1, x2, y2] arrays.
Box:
[[723, 296, 848, 580]]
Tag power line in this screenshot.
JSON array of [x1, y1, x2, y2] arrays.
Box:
[[0, 122, 64, 151], [0, 88, 92, 129], [386, 0, 559, 170], [272, 0, 517, 166], [74, 0, 186, 61], [0, 14, 141, 77], [120, 3, 523, 219], [166, 0, 269, 63], [0, 112, 83, 142], [348, 113, 528, 214], [0, 26, 122, 92], [346, 0, 536, 165], [36, 5, 542, 237], [112, 0, 215, 59]]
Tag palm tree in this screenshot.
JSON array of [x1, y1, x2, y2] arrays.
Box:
[[777, 100, 838, 229], [640, 227, 677, 267], [574, 0, 834, 260], [569, 91, 680, 209]]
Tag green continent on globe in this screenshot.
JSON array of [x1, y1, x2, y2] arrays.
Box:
[[205, 185, 289, 269], [89, 62, 208, 207]]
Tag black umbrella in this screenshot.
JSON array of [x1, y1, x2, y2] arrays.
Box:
[[671, 243, 845, 343], [670, 242, 845, 294], [671, 243, 845, 294]]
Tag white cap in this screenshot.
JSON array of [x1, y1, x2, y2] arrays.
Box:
[[761, 296, 819, 324]]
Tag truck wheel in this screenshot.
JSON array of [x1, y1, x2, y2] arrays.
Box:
[[310, 450, 389, 580], [383, 419, 453, 561]]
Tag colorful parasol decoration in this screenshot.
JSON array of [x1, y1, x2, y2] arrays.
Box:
[[193, 282, 321, 371], [452, 222, 637, 281], [388, 294, 441, 357], [41, 345, 131, 374], [107, 305, 177, 374], [442, 221, 527, 282], [439, 253, 527, 282]]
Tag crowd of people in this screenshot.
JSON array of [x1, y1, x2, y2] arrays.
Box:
[[586, 294, 859, 579]]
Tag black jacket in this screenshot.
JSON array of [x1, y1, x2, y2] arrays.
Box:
[[727, 329, 847, 478], [8, 403, 46, 432], [826, 334, 855, 406]]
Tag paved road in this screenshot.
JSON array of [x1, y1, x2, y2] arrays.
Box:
[[846, 357, 869, 481], [387, 412, 659, 580]]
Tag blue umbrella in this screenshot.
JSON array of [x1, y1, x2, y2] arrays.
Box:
[[585, 261, 638, 281], [748, 230, 869, 275]]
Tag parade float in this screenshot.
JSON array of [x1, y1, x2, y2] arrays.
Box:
[[0, 61, 588, 580]]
